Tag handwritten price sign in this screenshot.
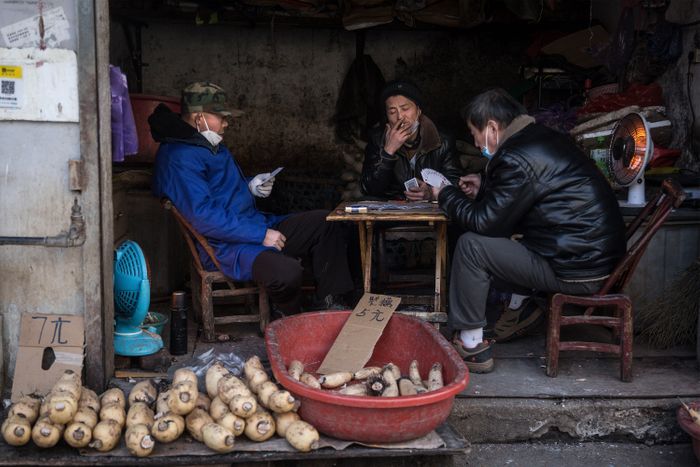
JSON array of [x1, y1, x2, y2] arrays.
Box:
[[21, 314, 83, 347], [318, 293, 400, 374]]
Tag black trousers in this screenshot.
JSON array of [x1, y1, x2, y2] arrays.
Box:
[[251, 210, 354, 313], [449, 232, 603, 331]]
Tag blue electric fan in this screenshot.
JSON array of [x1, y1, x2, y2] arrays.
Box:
[[113, 240, 163, 356]]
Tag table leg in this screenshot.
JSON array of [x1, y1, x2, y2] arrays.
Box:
[[358, 222, 367, 274], [364, 221, 374, 293], [441, 224, 448, 312], [435, 222, 447, 313], [441, 223, 448, 307], [434, 225, 441, 313]]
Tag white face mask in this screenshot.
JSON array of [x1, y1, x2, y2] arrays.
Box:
[[197, 116, 223, 147], [408, 119, 420, 135]]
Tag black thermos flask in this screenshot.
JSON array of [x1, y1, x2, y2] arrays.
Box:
[[169, 291, 188, 355]]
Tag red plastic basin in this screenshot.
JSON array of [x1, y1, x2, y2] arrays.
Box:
[[677, 401, 700, 463], [265, 311, 469, 443]]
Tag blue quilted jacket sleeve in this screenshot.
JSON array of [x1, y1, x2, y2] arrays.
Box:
[[153, 144, 270, 245]]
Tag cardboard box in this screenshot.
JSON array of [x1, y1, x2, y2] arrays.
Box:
[[318, 293, 400, 374], [11, 313, 84, 402]]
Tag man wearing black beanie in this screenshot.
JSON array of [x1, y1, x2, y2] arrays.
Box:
[[360, 80, 461, 200]]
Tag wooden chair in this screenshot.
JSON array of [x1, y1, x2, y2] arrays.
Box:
[[162, 199, 270, 341], [546, 178, 686, 382]]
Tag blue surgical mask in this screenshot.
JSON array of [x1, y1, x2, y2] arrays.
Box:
[[481, 126, 498, 159]]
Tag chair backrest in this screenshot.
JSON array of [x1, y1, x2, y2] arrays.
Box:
[[598, 178, 687, 295], [161, 198, 226, 276]]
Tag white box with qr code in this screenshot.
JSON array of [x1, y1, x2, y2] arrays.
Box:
[[0, 47, 78, 121]]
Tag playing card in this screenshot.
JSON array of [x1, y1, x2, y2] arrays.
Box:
[[421, 168, 451, 188], [261, 167, 283, 184], [404, 177, 420, 191]]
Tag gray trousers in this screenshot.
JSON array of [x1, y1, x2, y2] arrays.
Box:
[[449, 232, 603, 330]]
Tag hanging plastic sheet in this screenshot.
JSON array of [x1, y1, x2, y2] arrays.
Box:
[[110, 65, 138, 162], [607, 6, 635, 79]]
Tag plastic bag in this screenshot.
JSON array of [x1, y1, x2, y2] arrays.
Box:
[[109, 65, 138, 162], [579, 82, 663, 114], [167, 347, 246, 394]]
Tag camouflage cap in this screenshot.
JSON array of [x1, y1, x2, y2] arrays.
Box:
[[180, 82, 244, 117]]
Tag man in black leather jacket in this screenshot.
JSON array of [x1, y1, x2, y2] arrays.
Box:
[[431, 88, 626, 373], [361, 80, 461, 200]]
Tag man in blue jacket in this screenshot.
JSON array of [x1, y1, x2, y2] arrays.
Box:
[[151, 82, 355, 316]]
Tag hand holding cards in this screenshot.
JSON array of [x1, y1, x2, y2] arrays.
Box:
[[249, 168, 282, 198], [421, 168, 451, 188], [404, 177, 420, 191], [261, 166, 283, 184]]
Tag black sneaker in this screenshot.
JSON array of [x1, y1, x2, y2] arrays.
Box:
[[492, 298, 544, 342], [452, 338, 495, 374]]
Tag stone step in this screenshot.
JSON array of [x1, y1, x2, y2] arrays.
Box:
[[459, 441, 698, 467], [448, 333, 699, 444], [450, 396, 685, 444]]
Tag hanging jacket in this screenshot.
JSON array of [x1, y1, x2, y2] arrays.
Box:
[[361, 114, 461, 199], [438, 116, 626, 280], [334, 54, 386, 144], [150, 104, 287, 281]]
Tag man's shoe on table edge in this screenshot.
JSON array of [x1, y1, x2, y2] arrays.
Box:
[[452, 338, 494, 374]]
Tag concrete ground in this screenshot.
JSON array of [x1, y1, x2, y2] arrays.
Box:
[[123, 302, 700, 466], [447, 327, 700, 445], [461, 441, 698, 467]]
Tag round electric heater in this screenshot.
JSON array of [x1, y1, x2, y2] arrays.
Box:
[[113, 240, 163, 356], [607, 113, 653, 206]]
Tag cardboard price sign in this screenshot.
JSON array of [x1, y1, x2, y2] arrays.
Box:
[[11, 313, 84, 402], [21, 314, 82, 347], [318, 293, 400, 374]]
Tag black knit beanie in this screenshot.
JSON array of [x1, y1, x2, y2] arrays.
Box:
[[380, 80, 424, 109]]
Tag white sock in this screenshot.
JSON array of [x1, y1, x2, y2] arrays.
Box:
[[460, 328, 483, 349], [508, 293, 529, 310]]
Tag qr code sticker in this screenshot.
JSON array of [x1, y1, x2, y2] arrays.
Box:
[[1, 80, 15, 95]]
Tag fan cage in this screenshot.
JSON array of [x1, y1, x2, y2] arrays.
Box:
[[114, 241, 149, 316], [608, 113, 649, 187], [115, 291, 139, 316]]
